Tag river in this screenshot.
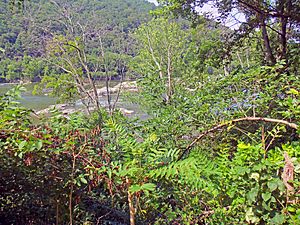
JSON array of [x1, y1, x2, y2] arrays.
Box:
[[0, 82, 146, 119], [0, 83, 57, 110]]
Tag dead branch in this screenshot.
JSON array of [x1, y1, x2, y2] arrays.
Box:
[[282, 151, 294, 203], [145, 29, 163, 80], [178, 117, 298, 160]]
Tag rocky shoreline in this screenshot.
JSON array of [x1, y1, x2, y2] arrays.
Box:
[[95, 81, 138, 96], [36, 81, 138, 117]]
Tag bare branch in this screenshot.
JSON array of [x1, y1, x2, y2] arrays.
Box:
[[145, 29, 163, 80], [179, 117, 298, 160]]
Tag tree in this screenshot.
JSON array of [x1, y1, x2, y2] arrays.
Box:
[[158, 0, 300, 66], [132, 18, 190, 106], [132, 18, 223, 108], [129, 11, 300, 223], [0, 0, 155, 82]]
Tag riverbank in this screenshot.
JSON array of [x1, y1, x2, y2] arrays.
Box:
[[96, 81, 138, 95], [0, 81, 143, 117], [35, 81, 140, 117]]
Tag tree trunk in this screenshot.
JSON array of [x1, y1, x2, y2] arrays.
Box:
[[126, 177, 135, 225], [279, 0, 292, 61], [278, 0, 286, 60], [166, 46, 172, 103], [259, 14, 276, 65]]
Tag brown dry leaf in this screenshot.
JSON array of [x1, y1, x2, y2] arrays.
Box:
[[282, 151, 294, 197]]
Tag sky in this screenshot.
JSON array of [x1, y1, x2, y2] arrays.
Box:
[[147, 0, 158, 5], [146, 0, 245, 30]]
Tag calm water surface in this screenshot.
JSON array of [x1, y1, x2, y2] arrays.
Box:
[[0, 82, 146, 119], [0, 83, 57, 110]]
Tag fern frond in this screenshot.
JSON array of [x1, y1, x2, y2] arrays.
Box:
[[148, 148, 180, 164], [149, 153, 219, 191]]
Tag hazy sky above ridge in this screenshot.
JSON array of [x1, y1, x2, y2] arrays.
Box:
[[146, 0, 245, 29], [147, 0, 158, 5]]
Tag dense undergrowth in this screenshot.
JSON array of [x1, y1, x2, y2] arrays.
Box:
[[0, 64, 299, 224], [1, 0, 300, 224]]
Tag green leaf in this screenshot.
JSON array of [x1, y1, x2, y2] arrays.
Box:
[[247, 186, 258, 203], [129, 184, 142, 193], [294, 164, 300, 173], [270, 196, 276, 203], [262, 192, 271, 202], [18, 152, 23, 158], [18, 140, 27, 150], [235, 166, 249, 175], [238, 142, 250, 149], [36, 140, 43, 150], [80, 177, 88, 184], [287, 206, 296, 213], [245, 207, 260, 223], [19, 86, 27, 92], [149, 133, 158, 142], [250, 172, 260, 182], [141, 183, 156, 191], [268, 180, 278, 192], [129, 183, 156, 193], [262, 201, 271, 211], [287, 88, 299, 95], [270, 213, 285, 224], [277, 180, 286, 193], [75, 180, 81, 187]]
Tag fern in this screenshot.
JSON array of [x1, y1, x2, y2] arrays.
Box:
[[148, 147, 180, 164], [105, 118, 220, 194], [105, 118, 140, 160], [148, 152, 219, 192]]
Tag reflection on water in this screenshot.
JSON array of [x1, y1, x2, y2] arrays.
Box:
[[0, 83, 57, 110], [0, 83, 147, 119]]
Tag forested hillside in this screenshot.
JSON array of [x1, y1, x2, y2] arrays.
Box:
[[0, 0, 299, 225], [0, 0, 155, 82]]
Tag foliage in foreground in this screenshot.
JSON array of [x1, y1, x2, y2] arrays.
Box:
[[0, 74, 299, 225], [0, 2, 300, 225]]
